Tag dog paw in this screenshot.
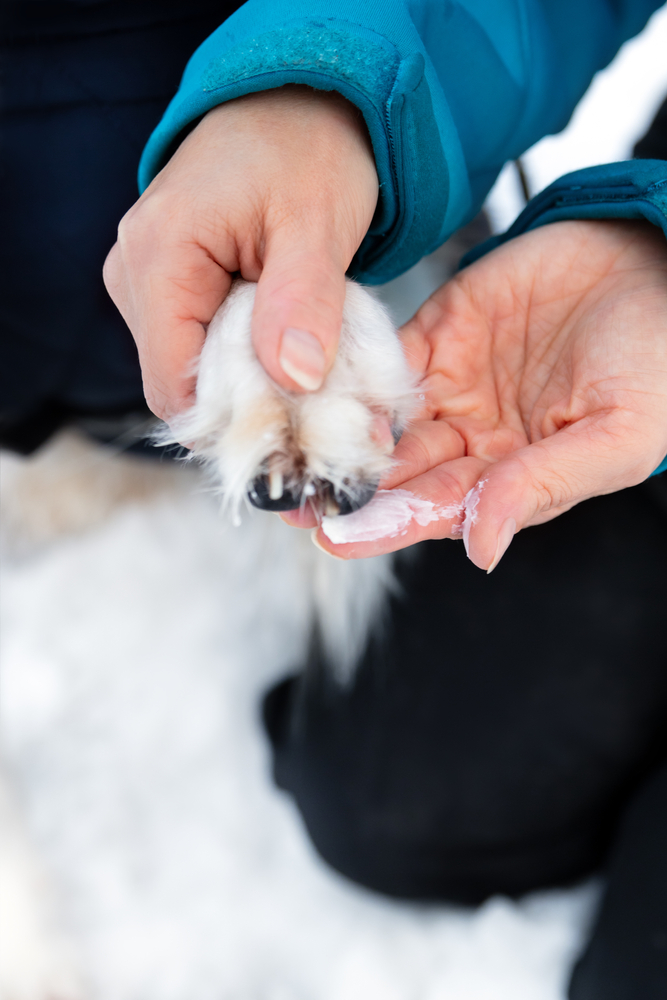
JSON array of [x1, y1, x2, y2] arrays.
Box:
[[165, 280, 416, 520]]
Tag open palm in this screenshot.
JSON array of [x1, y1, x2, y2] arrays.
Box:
[[315, 220, 667, 569]]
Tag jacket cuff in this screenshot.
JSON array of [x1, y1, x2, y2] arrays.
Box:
[[460, 159, 667, 478], [138, 16, 469, 285], [461, 159, 667, 263]]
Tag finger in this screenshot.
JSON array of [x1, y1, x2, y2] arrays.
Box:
[[463, 414, 660, 573], [104, 240, 231, 421], [252, 233, 347, 392], [312, 456, 488, 559]]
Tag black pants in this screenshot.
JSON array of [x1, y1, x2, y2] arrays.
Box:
[[264, 476, 667, 998], [1, 0, 242, 452]]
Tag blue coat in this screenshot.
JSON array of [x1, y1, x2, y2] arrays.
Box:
[[139, 0, 667, 472]]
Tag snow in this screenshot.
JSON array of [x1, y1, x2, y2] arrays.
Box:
[[2, 12, 667, 998]]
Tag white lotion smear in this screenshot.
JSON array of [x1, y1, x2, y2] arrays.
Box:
[[461, 479, 487, 555], [321, 481, 488, 547], [322, 489, 448, 545]]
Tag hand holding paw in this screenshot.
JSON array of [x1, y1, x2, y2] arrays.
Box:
[[103, 86, 378, 422]]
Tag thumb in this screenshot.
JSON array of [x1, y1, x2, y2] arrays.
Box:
[[463, 416, 660, 573], [251, 234, 347, 392]]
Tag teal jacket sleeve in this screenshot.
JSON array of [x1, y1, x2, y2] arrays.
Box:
[[459, 158, 667, 477], [138, 0, 663, 284]]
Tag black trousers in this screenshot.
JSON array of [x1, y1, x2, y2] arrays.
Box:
[[1, 0, 242, 452], [264, 476, 667, 999]]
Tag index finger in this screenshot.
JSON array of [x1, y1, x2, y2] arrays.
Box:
[[103, 238, 232, 422]]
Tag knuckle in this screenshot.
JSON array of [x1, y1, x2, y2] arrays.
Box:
[[533, 479, 563, 511], [521, 457, 573, 513], [116, 191, 170, 249], [116, 207, 145, 249], [102, 244, 120, 294]]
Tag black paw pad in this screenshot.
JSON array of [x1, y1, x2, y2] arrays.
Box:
[[247, 477, 378, 515]]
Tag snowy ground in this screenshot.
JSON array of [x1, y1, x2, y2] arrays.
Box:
[[2, 11, 667, 1000]]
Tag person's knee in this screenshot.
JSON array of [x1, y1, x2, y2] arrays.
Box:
[[262, 676, 607, 904]]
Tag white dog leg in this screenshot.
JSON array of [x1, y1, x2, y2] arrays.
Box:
[[158, 279, 418, 680]]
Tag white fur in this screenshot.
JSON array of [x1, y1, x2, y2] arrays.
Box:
[[163, 279, 416, 518]]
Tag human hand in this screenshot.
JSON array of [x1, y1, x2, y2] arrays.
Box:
[[103, 86, 378, 422], [308, 220, 667, 569]]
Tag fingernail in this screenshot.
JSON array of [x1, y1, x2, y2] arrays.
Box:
[[311, 529, 344, 559], [279, 328, 325, 391], [487, 518, 516, 574]]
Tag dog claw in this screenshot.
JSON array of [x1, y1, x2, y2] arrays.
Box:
[[268, 468, 283, 501], [248, 476, 301, 512]]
